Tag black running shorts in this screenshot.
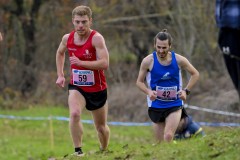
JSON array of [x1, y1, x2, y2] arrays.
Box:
[[148, 106, 188, 123], [68, 84, 107, 111]]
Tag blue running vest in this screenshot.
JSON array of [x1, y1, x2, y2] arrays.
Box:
[[146, 51, 183, 108]]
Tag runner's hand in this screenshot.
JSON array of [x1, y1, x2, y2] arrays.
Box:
[[56, 76, 65, 88], [70, 53, 81, 66], [148, 90, 157, 101], [177, 90, 187, 101]]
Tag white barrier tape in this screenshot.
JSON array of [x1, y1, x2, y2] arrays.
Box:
[[0, 114, 240, 127], [198, 122, 240, 127], [184, 104, 240, 117]]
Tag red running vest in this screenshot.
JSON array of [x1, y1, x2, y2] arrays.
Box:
[[67, 30, 107, 92]]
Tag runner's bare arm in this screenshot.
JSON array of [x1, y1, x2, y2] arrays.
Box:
[[176, 54, 199, 90], [56, 34, 68, 77], [56, 34, 68, 87], [0, 32, 3, 41], [136, 55, 157, 101]]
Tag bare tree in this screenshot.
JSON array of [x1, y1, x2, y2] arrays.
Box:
[[0, 0, 47, 95]]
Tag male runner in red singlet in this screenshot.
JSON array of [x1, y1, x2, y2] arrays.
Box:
[[56, 5, 110, 156]]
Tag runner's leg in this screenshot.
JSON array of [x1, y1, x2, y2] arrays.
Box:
[[153, 122, 165, 143], [91, 102, 110, 150], [68, 90, 86, 148], [164, 109, 182, 142]]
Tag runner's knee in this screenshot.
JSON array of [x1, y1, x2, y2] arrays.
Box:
[[164, 132, 174, 142], [70, 110, 81, 121], [96, 124, 108, 134]]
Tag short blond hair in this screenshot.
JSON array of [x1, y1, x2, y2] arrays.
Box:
[[72, 5, 92, 19]]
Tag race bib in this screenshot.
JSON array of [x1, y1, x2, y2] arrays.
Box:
[[156, 86, 177, 101], [72, 69, 95, 86]]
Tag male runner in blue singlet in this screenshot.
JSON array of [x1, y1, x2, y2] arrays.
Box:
[[136, 29, 200, 143]]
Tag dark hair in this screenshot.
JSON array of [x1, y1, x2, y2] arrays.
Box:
[[154, 29, 173, 46]]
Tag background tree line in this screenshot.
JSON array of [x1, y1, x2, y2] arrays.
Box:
[[0, 0, 238, 122]]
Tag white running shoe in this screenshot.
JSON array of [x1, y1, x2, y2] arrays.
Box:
[[71, 151, 85, 157]]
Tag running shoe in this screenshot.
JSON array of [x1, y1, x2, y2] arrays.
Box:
[[71, 150, 85, 157]]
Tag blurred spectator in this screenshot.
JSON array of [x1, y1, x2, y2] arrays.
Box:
[[174, 116, 205, 140], [215, 0, 240, 100]]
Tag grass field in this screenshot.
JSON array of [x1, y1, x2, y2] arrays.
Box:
[[0, 106, 239, 160]]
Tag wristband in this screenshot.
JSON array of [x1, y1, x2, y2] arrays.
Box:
[[183, 88, 191, 95]]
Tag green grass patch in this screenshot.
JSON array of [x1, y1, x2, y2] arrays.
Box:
[[0, 106, 239, 160]]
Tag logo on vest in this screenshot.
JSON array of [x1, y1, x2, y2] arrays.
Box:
[[222, 46, 230, 55], [83, 49, 92, 59], [68, 48, 77, 51], [161, 72, 171, 80]]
